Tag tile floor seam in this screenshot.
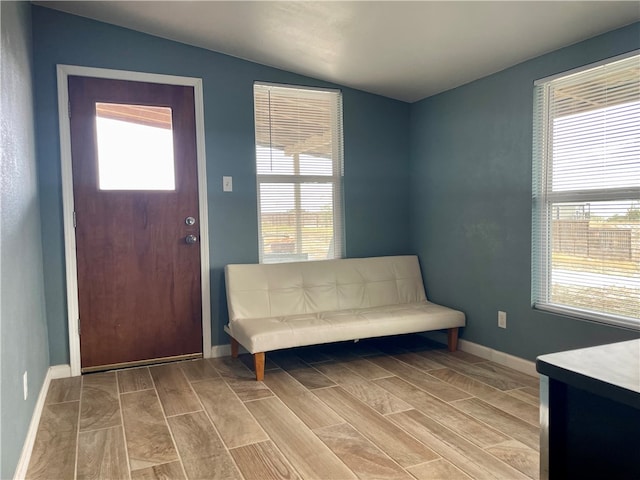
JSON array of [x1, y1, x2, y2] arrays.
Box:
[[147, 366, 189, 479], [72, 375, 83, 480], [114, 368, 134, 480]]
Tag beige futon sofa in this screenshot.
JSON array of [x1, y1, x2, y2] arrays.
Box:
[[224, 255, 465, 380]]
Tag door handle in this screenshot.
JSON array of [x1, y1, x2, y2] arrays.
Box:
[[185, 234, 198, 245]]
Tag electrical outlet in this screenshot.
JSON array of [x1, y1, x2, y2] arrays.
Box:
[[23, 371, 28, 400], [498, 311, 507, 329]]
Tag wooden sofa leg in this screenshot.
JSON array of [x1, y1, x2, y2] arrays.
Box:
[[447, 327, 459, 352], [230, 337, 239, 358], [254, 352, 265, 381]]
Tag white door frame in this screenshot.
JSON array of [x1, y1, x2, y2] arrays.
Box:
[[57, 65, 212, 376]]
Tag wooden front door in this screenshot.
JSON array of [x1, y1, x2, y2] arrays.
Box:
[[68, 76, 202, 372]]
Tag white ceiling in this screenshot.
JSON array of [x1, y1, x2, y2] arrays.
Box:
[[36, 1, 640, 102]]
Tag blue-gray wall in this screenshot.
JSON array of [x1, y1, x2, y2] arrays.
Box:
[[410, 22, 640, 361], [0, 2, 51, 478], [31, 6, 412, 365]]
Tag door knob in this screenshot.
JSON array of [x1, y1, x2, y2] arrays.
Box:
[[185, 234, 198, 245]]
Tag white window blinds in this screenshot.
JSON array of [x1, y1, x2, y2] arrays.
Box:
[[532, 52, 640, 328], [254, 83, 344, 263]]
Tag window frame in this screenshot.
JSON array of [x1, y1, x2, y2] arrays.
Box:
[[253, 82, 344, 264], [532, 50, 640, 330]]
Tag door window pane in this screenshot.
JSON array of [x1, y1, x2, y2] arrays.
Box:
[[95, 103, 175, 190]]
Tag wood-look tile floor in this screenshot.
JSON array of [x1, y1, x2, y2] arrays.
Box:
[[26, 335, 540, 480]]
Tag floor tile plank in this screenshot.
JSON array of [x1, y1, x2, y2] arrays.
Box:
[[443, 349, 488, 364], [337, 356, 394, 380], [427, 352, 528, 390], [25, 402, 79, 480], [341, 381, 412, 415], [476, 390, 540, 426], [475, 361, 539, 388], [120, 389, 178, 471], [80, 372, 121, 431], [312, 361, 369, 385], [209, 357, 274, 401], [245, 396, 357, 480], [376, 376, 509, 448], [239, 353, 280, 373], [487, 440, 539, 479], [178, 359, 220, 383], [130, 461, 185, 480], [387, 409, 530, 480], [230, 440, 301, 480], [407, 459, 472, 480], [269, 351, 337, 389], [314, 386, 439, 467], [117, 368, 153, 394], [262, 369, 344, 429], [77, 426, 129, 480], [429, 368, 539, 425], [450, 397, 539, 450], [45, 377, 82, 404], [168, 411, 241, 480], [367, 355, 471, 402], [428, 368, 497, 397], [507, 387, 540, 407], [314, 423, 413, 480], [149, 363, 202, 417], [191, 376, 268, 448], [384, 350, 447, 371]]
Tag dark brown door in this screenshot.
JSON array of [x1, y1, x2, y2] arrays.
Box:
[[68, 76, 202, 372]]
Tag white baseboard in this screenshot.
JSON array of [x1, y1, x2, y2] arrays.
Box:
[[48, 364, 71, 379], [210, 344, 248, 358], [13, 364, 71, 480], [421, 332, 537, 377], [210, 344, 231, 358]]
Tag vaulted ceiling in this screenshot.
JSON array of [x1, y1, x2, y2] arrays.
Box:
[[36, 1, 640, 102]]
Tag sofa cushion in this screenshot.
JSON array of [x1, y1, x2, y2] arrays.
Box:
[[225, 301, 465, 353], [225, 255, 428, 321]]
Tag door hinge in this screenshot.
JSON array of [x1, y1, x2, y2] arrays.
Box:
[[68, 101, 71, 118], [77, 318, 81, 336], [73, 211, 76, 228]]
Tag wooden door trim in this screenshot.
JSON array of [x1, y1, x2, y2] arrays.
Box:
[[56, 64, 212, 376]]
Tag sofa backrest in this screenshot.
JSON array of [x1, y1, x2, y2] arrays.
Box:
[[225, 255, 428, 322]]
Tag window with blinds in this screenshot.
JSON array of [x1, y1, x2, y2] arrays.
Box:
[[532, 52, 640, 328], [254, 83, 344, 263]]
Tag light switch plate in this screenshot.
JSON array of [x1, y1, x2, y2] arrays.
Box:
[[223, 176, 233, 192]]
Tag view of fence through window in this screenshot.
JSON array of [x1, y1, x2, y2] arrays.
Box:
[[254, 83, 343, 264], [257, 146, 336, 262], [549, 100, 640, 321]]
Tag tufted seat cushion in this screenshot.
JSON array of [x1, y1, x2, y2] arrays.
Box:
[[227, 302, 465, 353]]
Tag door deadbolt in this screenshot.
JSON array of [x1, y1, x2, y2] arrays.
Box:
[[185, 216, 196, 226]]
